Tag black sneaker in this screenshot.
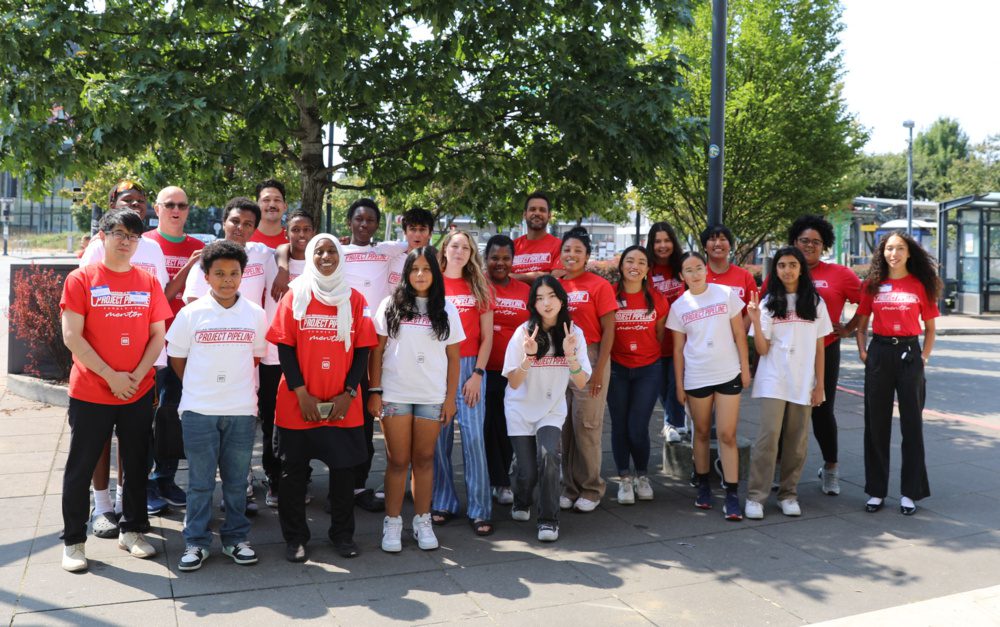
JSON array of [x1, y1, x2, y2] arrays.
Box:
[[723, 492, 743, 521], [222, 542, 258, 565], [178, 546, 208, 572], [285, 543, 307, 563], [158, 481, 187, 507], [354, 489, 385, 512], [695, 482, 713, 509], [332, 540, 360, 558]]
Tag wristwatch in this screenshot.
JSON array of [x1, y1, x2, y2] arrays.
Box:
[[473, 367, 485, 376], [347, 387, 358, 399]]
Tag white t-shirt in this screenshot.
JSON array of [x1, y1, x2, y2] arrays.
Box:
[[288, 257, 306, 281], [165, 294, 268, 416], [750, 293, 834, 406], [666, 283, 744, 390], [81, 236, 170, 367], [373, 295, 466, 404], [343, 241, 408, 317], [502, 323, 591, 436], [183, 241, 280, 365]]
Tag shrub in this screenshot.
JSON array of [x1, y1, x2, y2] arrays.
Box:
[[7, 265, 72, 381]]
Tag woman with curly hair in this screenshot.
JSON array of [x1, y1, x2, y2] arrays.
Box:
[[369, 247, 464, 552], [856, 232, 940, 516], [432, 230, 496, 536]]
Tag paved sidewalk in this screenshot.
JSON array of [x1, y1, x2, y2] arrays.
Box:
[[2, 367, 1000, 626]]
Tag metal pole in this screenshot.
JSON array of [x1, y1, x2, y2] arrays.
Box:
[[904, 120, 915, 236], [634, 207, 640, 247], [706, 0, 728, 228]]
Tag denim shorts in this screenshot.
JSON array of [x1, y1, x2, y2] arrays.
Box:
[[382, 402, 443, 421]]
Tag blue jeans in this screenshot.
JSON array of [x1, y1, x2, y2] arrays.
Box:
[[609, 360, 663, 475], [181, 411, 256, 549], [150, 366, 180, 482], [658, 356, 686, 428]]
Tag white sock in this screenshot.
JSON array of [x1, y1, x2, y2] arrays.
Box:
[[93, 488, 113, 515], [114, 487, 123, 515], [900, 496, 915, 509], [867, 496, 883, 506]]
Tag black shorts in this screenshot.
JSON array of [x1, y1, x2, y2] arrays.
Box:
[[685, 374, 742, 399]]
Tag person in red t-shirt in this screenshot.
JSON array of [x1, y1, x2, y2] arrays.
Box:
[[433, 230, 496, 535], [58, 209, 172, 572], [249, 179, 289, 250], [701, 224, 758, 329], [855, 232, 940, 516], [558, 227, 617, 512], [144, 185, 206, 512], [608, 246, 668, 506], [511, 191, 565, 284], [647, 221, 688, 442], [483, 234, 530, 506]]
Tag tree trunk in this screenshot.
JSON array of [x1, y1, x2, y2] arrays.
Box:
[[293, 90, 329, 226]]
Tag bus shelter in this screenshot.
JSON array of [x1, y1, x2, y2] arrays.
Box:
[[938, 192, 1000, 314]]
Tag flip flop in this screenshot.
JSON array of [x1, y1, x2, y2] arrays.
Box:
[[431, 510, 454, 526], [470, 519, 494, 537]]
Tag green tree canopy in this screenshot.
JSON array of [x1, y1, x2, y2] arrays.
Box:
[[639, 0, 867, 261], [1, 0, 694, 226]]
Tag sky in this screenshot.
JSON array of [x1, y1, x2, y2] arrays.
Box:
[[839, 0, 1000, 155]]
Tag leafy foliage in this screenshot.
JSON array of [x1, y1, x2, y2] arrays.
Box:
[[1, 0, 694, 227], [7, 266, 73, 380], [639, 0, 867, 261]]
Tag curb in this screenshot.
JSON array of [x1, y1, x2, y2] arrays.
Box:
[[937, 328, 1000, 336], [7, 374, 69, 407]]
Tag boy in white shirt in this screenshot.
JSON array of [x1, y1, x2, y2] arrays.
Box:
[[167, 240, 269, 572]]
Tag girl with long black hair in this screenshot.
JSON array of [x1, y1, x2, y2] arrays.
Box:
[[503, 276, 590, 542], [856, 232, 940, 516], [368, 247, 464, 552], [744, 247, 832, 520]]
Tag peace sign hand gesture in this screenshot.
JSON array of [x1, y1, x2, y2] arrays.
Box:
[[562, 322, 579, 356], [523, 325, 539, 357], [746, 291, 762, 325]]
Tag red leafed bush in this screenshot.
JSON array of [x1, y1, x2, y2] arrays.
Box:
[[7, 265, 72, 381]]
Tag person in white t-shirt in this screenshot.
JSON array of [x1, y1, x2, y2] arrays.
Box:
[[744, 247, 832, 520], [503, 276, 590, 542], [368, 247, 464, 553], [166, 240, 269, 572], [667, 252, 750, 521]]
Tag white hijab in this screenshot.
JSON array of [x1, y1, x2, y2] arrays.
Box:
[[289, 234, 353, 350]]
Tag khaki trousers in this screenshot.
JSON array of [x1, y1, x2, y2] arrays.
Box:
[[561, 343, 610, 502], [747, 397, 811, 503]]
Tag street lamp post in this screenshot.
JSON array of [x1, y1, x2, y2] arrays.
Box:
[[706, 0, 727, 228], [904, 120, 915, 236]]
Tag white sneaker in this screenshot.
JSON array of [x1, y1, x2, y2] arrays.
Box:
[[537, 523, 559, 542], [617, 479, 635, 505], [559, 496, 574, 510], [779, 499, 802, 517], [818, 466, 841, 496], [635, 476, 654, 501], [495, 487, 514, 505], [663, 425, 682, 443], [62, 543, 87, 572], [744, 500, 764, 519], [573, 497, 598, 513], [511, 508, 530, 522], [412, 513, 438, 550], [178, 546, 208, 572], [118, 531, 156, 558], [382, 516, 403, 553]]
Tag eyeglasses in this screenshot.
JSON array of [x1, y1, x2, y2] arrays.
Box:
[[106, 230, 142, 243], [796, 237, 824, 248], [160, 202, 190, 210]]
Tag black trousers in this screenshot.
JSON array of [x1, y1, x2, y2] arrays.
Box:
[[863, 338, 930, 500], [352, 376, 375, 491], [811, 340, 842, 464], [275, 426, 358, 545], [62, 390, 154, 545], [257, 364, 283, 488], [484, 370, 514, 488]]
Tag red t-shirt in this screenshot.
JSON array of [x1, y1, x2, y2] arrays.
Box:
[[858, 274, 939, 337], [611, 288, 669, 369], [650, 264, 685, 357], [487, 279, 530, 371], [60, 264, 173, 404], [762, 262, 862, 347], [707, 264, 757, 314], [143, 231, 205, 321], [559, 272, 618, 344], [250, 229, 287, 250], [444, 276, 493, 357], [512, 234, 564, 275], [266, 289, 377, 429]]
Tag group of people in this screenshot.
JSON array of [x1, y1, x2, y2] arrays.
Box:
[[57, 184, 941, 574]]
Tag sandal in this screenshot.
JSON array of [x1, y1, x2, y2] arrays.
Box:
[[430, 510, 454, 526], [470, 519, 494, 537]]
